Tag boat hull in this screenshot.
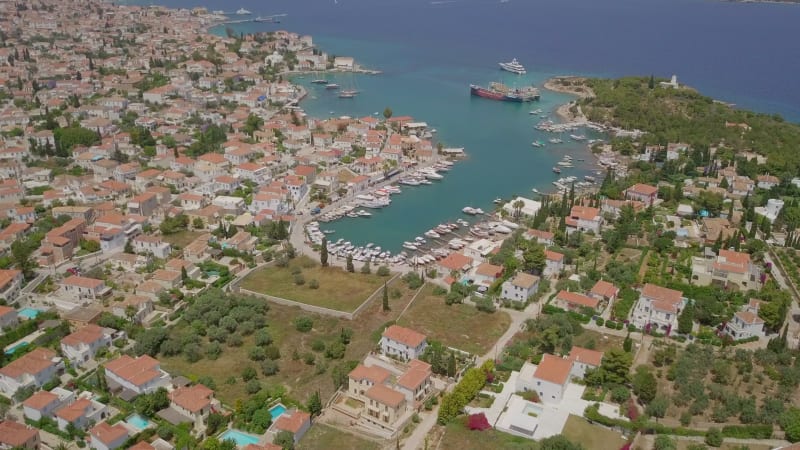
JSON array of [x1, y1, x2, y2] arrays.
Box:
[[470, 85, 539, 102]]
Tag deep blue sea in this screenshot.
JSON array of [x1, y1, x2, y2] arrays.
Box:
[[130, 0, 800, 251]]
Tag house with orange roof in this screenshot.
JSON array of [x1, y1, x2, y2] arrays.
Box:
[[22, 389, 72, 422], [589, 280, 620, 304], [0, 269, 23, 304], [364, 384, 407, 431], [552, 290, 601, 312], [600, 198, 646, 219], [61, 276, 112, 302], [166, 383, 218, 430], [0, 222, 31, 249], [269, 410, 311, 444], [104, 355, 171, 398], [380, 325, 428, 361], [567, 346, 604, 378], [0, 305, 18, 331], [0, 420, 40, 449], [348, 364, 392, 401], [0, 348, 64, 396], [624, 183, 659, 206], [436, 252, 474, 277], [55, 396, 109, 432], [89, 421, 128, 450], [565, 205, 602, 235], [631, 283, 686, 332], [395, 359, 433, 404], [724, 301, 766, 340], [544, 250, 564, 277], [518, 354, 573, 403], [691, 248, 761, 290], [472, 262, 503, 286], [523, 228, 554, 246], [60, 324, 119, 368], [39, 218, 86, 265]]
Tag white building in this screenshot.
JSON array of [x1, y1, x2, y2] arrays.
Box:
[[0, 348, 63, 396], [132, 235, 172, 259], [380, 325, 428, 361], [89, 422, 128, 450], [0, 269, 24, 304], [55, 397, 109, 431], [631, 284, 686, 332], [104, 355, 171, 397], [22, 388, 74, 422], [61, 276, 112, 302], [60, 325, 118, 368], [516, 355, 573, 403], [724, 300, 766, 340], [501, 272, 540, 304], [755, 198, 784, 223]]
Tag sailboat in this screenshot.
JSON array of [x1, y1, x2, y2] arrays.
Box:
[[311, 71, 328, 84], [338, 72, 360, 99]]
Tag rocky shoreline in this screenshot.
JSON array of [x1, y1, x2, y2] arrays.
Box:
[[543, 76, 594, 122]]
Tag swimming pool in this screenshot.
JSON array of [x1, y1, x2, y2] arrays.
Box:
[[4, 342, 29, 355], [269, 404, 287, 421], [18, 308, 41, 319], [126, 414, 151, 430], [220, 429, 260, 447], [523, 402, 543, 417]]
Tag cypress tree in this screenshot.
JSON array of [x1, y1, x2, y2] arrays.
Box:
[[382, 283, 389, 312], [320, 237, 328, 267]]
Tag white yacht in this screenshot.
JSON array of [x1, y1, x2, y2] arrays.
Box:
[[236, 8, 252, 15], [499, 58, 526, 75]]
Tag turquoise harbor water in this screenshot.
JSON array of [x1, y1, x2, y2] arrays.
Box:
[[133, 0, 800, 251]]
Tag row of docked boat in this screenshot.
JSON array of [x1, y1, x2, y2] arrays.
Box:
[[317, 185, 404, 222], [324, 237, 409, 265]]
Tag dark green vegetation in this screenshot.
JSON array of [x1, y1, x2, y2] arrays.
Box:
[[581, 76, 800, 176]]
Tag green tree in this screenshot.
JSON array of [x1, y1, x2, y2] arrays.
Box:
[[646, 395, 668, 420], [320, 237, 328, 267], [654, 435, 677, 450], [597, 348, 632, 385], [632, 366, 657, 404], [447, 352, 456, 378], [382, 282, 389, 312], [781, 407, 800, 442], [10, 239, 37, 279], [383, 107, 393, 120], [677, 305, 694, 334], [307, 390, 322, 418], [274, 430, 295, 450], [346, 254, 354, 272], [522, 241, 546, 273], [623, 333, 632, 352], [705, 427, 723, 447]]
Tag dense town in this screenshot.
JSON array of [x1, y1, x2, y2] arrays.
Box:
[[0, 1, 799, 450]]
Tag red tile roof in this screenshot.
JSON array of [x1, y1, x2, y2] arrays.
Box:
[[349, 364, 392, 384], [641, 283, 682, 304], [590, 280, 619, 299], [366, 384, 405, 407], [169, 384, 214, 413], [0, 348, 58, 379], [438, 252, 473, 271], [556, 290, 600, 309], [0, 421, 38, 447], [62, 324, 106, 347], [567, 346, 604, 367], [382, 325, 427, 348], [89, 422, 128, 445], [397, 359, 432, 391], [22, 390, 58, 410], [533, 354, 573, 385], [273, 411, 310, 433]]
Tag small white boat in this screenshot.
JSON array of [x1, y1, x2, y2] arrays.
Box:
[[462, 206, 478, 215], [532, 188, 540, 194], [474, 208, 484, 215], [425, 230, 441, 239], [402, 242, 418, 251], [493, 198, 503, 204], [357, 210, 372, 217]]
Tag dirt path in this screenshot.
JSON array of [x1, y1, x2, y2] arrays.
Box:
[[638, 250, 651, 283]]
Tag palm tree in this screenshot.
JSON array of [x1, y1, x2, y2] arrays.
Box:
[[512, 199, 525, 219]]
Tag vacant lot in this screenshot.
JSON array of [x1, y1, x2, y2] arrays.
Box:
[[160, 230, 204, 248], [239, 256, 389, 312], [561, 415, 627, 450], [437, 418, 539, 450], [573, 329, 626, 354], [298, 424, 381, 450], [161, 276, 420, 405], [397, 284, 511, 355]]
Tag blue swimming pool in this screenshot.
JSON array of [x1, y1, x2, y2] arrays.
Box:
[[269, 404, 287, 421], [126, 414, 151, 430], [220, 429, 260, 447], [18, 308, 41, 319], [4, 342, 28, 355]]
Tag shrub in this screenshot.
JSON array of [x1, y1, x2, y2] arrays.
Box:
[[432, 286, 447, 296], [294, 316, 313, 332], [308, 279, 319, 289], [241, 366, 257, 381], [377, 266, 390, 276], [293, 274, 305, 285], [611, 385, 630, 403], [705, 428, 723, 447], [303, 352, 316, 365], [595, 318, 605, 326], [261, 360, 279, 376], [311, 340, 326, 352], [245, 379, 261, 394]]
